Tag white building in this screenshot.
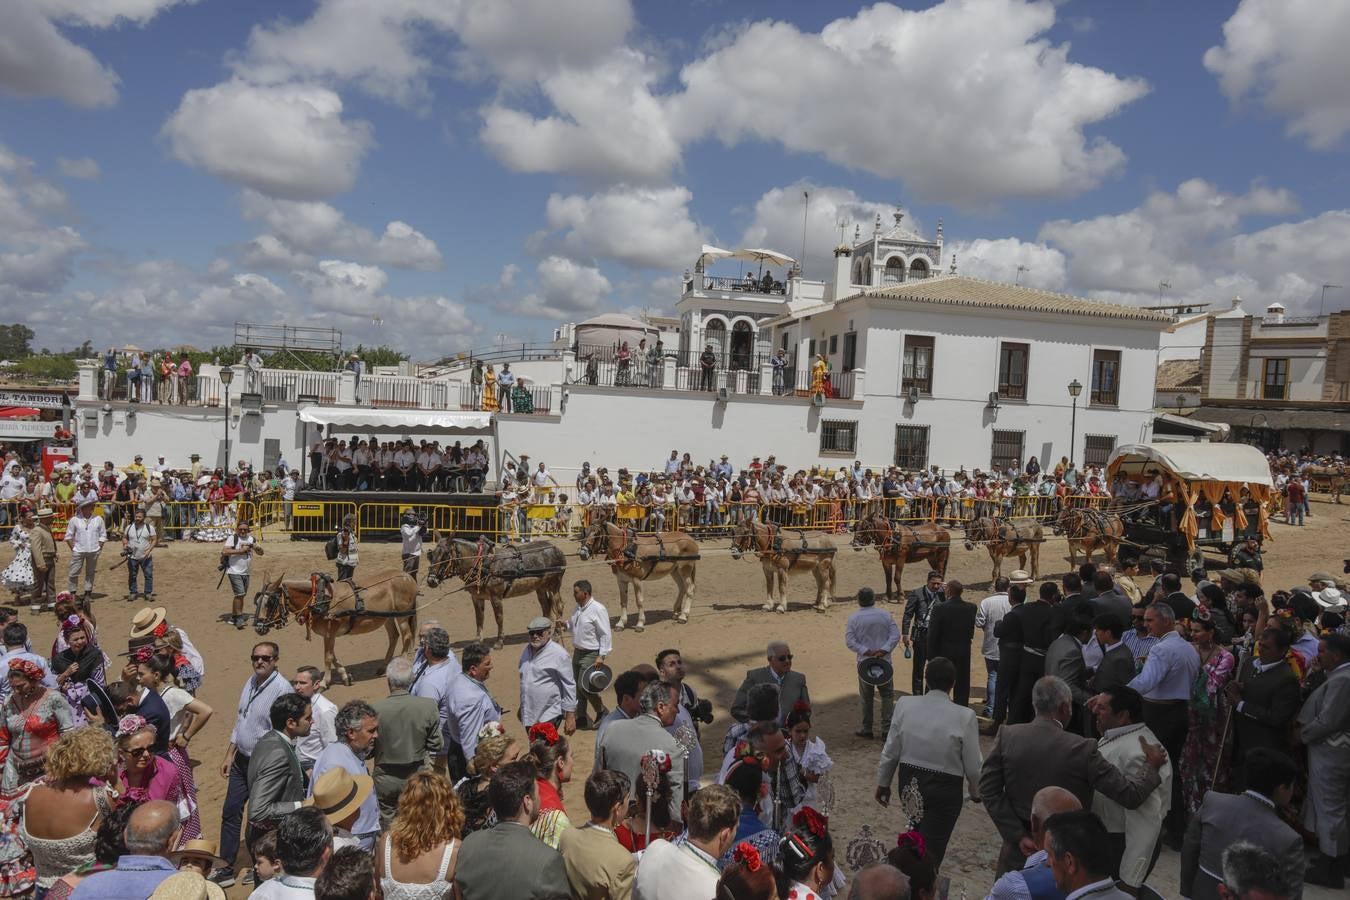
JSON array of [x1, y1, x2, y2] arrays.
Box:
[[73, 224, 1173, 483]]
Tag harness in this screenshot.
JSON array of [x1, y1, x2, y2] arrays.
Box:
[[751, 521, 834, 561], [452, 537, 565, 595]]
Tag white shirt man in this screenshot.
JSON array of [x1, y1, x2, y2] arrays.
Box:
[[663, 453, 681, 476], [0, 466, 25, 502], [293, 674, 338, 770], [976, 585, 1013, 715], [65, 506, 106, 595]]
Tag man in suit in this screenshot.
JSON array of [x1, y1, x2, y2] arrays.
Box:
[[980, 675, 1166, 874], [927, 579, 977, 707], [560, 770, 636, 900], [1043, 810, 1134, 900], [246, 693, 312, 848], [634, 786, 739, 900], [1157, 572, 1197, 622], [902, 571, 944, 695], [372, 656, 442, 827], [1180, 748, 1304, 900], [1091, 685, 1171, 891], [1224, 626, 1301, 785], [1045, 610, 1094, 735], [730, 640, 808, 724], [594, 680, 684, 824], [1300, 632, 1350, 888], [1090, 613, 1136, 693], [1089, 571, 1132, 629], [454, 760, 568, 900]]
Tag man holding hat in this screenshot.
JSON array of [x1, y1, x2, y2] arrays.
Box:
[[66, 497, 106, 621], [568, 580, 611, 730], [846, 587, 900, 739], [308, 700, 380, 851], [28, 508, 57, 610], [519, 618, 577, 735]]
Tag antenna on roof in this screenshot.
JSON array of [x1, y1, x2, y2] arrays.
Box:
[[1015, 265, 1030, 286], [1157, 280, 1171, 305], [1321, 283, 1342, 316], [836, 217, 849, 245]]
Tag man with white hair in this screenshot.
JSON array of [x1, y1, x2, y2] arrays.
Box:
[[1218, 842, 1302, 900], [730, 640, 808, 725], [371, 657, 442, 827]]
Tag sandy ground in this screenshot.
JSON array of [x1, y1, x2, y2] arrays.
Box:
[[16, 500, 1348, 899]]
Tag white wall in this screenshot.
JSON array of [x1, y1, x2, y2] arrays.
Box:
[[1159, 315, 1209, 362], [1205, 318, 1244, 399]]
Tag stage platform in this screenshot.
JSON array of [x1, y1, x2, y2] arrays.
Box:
[[289, 490, 504, 541]]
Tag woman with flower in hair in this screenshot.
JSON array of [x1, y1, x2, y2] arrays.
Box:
[[1179, 609, 1235, 812], [719, 746, 780, 870], [454, 722, 518, 835], [112, 716, 191, 844], [47, 594, 95, 662], [778, 807, 835, 900], [784, 702, 832, 817], [615, 750, 679, 852], [0, 658, 75, 790], [715, 842, 776, 900], [525, 722, 573, 848], [887, 833, 938, 900], [50, 615, 104, 727]]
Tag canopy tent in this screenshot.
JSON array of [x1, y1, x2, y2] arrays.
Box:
[[0, 407, 42, 419], [298, 406, 493, 432], [696, 245, 797, 273], [1107, 441, 1275, 550]]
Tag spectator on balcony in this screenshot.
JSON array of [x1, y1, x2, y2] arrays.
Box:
[[347, 353, 363, 401], [498, 364, 516, 413], [126, 351, 141, 400], [241, 348, 263, 394], [616, 342, 632, 387], [482, 364, 499, 413], [139, 354, 155, 403], [469, 358, 484, 409], [103, 348, 118, 401], [647, 339, 664, 387], [760, 271, 775, 293], [771, 349, 788, 395], [175, 354, 192, 404], [699, 345, 717, 392], [512, 377, 535, 414]]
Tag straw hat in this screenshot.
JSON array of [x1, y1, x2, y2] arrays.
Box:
[[169, 839, 227, 869], [149, 871, 224, 900], [305, 767, 374, 825], [36, 508, 54, 519], [1008, 570, 1033, 585], [129, 607, 167, 640]]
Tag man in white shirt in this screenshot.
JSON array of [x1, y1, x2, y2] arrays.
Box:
[[633, 785, 738, 900], [663, 451, 681, 476], [497, 364, 516, 412], [845, 587, 900, 739], [65, 499, 106, 613], [123, 508, 156, 601], [977, 576, 1013, 719], [519, 617, 577, 733], [567, 580, 612, 729], [392, 443, 415, 491], [245, 806, 332, 900], [532, 462, 559, 502], [1090, 685, 1170, 890], [291, 666, 338, 780], [399, 511, 426, 577], [223, 522, 264, 630]]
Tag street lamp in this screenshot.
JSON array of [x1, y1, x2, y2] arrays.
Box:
[[1067, 379, 1083, 466], [219, 365, 234, 469]]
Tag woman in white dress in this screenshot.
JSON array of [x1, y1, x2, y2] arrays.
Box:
[[377, 771, 461, 900], [2, 507, 35, 600], [784, 702, 833, 817]]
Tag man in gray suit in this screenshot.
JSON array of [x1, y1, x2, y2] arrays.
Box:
[[730, 640, 808, 725], [246, 693, 312, 847], [372, 657, 442, 827], [454, 760, 568, 900], [1300, 633, 1350, 888], [1045, 610, 1094, 734], [1180, 748, 1304, 900], [980, 676, 1166, 874], [594, 680, 684, 825], [1090, 613, 1136, 693]]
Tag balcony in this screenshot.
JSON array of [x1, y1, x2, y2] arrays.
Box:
[[684, 274, 787, 297]]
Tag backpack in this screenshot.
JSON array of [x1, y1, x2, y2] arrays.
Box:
[[324, 534, 339, 560]]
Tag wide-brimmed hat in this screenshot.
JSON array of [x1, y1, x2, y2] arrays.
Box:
[[149, 871, 225, 900], [1315, 587, 1346, 610], [169, 839, 227, 869], [1309, 572, 1336, 584], [35, 508, 54, 519], [305, 767, 374, 825], [130, 607, 167, 640], [1008, 570, 1033, 585], [858, 657, 894, 687], [580, 662, 614, 695]]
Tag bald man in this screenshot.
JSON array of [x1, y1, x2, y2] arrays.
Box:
[[986, 787, 1082, 900], [848, 863, 910, 900], [72, 800, 181, 898]]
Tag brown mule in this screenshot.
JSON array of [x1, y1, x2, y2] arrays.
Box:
[[963, 516, 1042, 582], [425, 534, 566, 649], [578, 519, 700, 629], [851, 512, 950, 602], [731, 519, 836, 613], [1052, 507, 1124, 568]]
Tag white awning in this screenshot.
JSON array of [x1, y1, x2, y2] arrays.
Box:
[[1107, 441, 1274, 486], [297, 406, 493, 431], [697, 244, 735, 267]]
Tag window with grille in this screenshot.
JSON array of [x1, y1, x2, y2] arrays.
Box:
[[902, 335, 934, 395], [1261, 358, 1288, 400], [1091, 349, 1121, 406], [894, 425, 929, 469], [820, 420, 858, 454], [990, 430, 1025, 472], [998, 342, 1029, 400], [808, 338, 817, 358], [829, 334, 838, 354], [1083, 434, 1116, 468], [842, 332, 858, 372]]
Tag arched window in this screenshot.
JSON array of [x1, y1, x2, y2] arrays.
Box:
[[852, 260, 864, 285], [861, 255, 874, 286], [909, 258, 930, 280], [884, 257, 906, 284], [704, 318, 727, 361], [730, 320, 754, 370]]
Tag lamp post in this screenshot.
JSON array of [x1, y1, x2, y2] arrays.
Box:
[[219, 365, 234, 470], [1067, 379, 1083, 466]]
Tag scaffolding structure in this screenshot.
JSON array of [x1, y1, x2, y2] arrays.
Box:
[[234, 323, 343, 371]]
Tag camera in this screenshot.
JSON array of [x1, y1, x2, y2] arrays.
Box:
[[691, 698, 714, 725], [120, 548, 133, 558]]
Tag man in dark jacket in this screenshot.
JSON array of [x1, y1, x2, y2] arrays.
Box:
[[1090, 613, 1136, 693], [1224, 627, 1301, 787], [903, 571, 945, 695], [927, 579, 977, 707]]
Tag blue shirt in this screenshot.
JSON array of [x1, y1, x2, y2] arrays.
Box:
[[230, 671, 294, 756], [845, 606, 901, 661], [1128, 631, 1200, 701], [411, 657, 461, 750], [310, 742, 380, 843], [447, 675, 502, 758], [1121, 630, 1158, 671], [72, 855, 177, 899]]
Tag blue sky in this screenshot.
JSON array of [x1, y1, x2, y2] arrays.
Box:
[[2, 0, 1349, 358]]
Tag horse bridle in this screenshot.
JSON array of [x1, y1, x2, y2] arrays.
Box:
[[253, 583, 292, 634]]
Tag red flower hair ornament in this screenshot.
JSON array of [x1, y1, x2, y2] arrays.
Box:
[[793, 806, 827, 838], [527, 722, 560, 745], [896, 830, 927, 859], [732, 842, 763, 872]]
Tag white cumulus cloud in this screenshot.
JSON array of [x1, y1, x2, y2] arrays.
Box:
[[740, 182, 902, 280], [239, 190, 442, 270], [57, 157, 101, 179], [544, 186, 704, 269], [0, 0, 120, 108], [946, 237, 1066, 290], [511, 256, 612, 319]]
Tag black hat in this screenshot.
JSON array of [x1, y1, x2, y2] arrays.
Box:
[[858, 657, 894, 687]]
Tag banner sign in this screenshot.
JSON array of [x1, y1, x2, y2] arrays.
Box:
[[0, 389, 67, 409], [0, 421, 59, 440]]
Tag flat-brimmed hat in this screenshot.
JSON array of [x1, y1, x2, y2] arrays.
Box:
[[527, 616, 553, 633], [305, 767, 374, 825], [1309, 572, 1336, 584], [148, 871, 225, 900], [580, 662, 613, 695], [35, 508, 54, 519], [1008, 570, 1033, 585], [129, 607, 167, 640], [858, 657, 894, 687], [1315, 587, 1346, 610], [169, 839, 227, 869]]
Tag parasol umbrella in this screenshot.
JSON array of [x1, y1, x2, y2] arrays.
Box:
[[733, 248, 796, 278]]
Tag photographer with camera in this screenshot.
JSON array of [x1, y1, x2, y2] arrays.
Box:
[[221, 521, 262, 630], [123, 507, 156, 601], [657, 648, 714, 734]]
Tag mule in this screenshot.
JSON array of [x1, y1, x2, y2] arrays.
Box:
[[963, 516, 1042, 582], [252, 569, 417, 686], [578, 520, 700, 629], [850, 512, 950, 602], [425, 534, 566, 649], [1052, 507, 1124, 568], [730, 520, 836, 613], [1305, 464, 1345, 503]]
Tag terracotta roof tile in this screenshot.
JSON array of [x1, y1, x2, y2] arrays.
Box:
[[1156, 359, 1202, 391], [855, 276, 1175, 323]]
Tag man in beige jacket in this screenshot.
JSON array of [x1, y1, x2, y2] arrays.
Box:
[[560, 770, 636, 900]]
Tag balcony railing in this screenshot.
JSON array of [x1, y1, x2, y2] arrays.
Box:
[[685, 274, 787, 296]]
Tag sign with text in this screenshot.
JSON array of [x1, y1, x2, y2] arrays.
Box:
[[0, 389, 67, 410], [0, 421, 59, 440]]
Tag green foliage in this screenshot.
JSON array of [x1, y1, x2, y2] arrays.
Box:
[[0, 324, 35, 360], [9, 354, 76, 382]]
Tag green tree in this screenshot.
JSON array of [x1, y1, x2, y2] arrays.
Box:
[[0, 324, 34, 360]]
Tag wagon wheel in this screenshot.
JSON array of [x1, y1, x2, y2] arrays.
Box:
[[1184, 547, 1205, 574]]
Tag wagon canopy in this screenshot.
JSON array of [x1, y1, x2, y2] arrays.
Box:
[[1107, 442, 1275, 551]]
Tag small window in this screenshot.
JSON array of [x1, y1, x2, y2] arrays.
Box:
[[1091, 349, 1121, 406], [902, 335, 934, 395], [998, 342, 1029, 400], [820, 420, 857, 454], [829, 334, 838, 354], [842, 332, 858, 372], [1083, 434, 1116, 468], [894, 425, 929, 469], [1261, 358, 1288, 400], [808, 338, 816, 358], [990, 430, 1025, 472]]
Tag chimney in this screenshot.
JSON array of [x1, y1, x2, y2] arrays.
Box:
[[1264, 301, 1286, 324], [833, 243, 853, 299]]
